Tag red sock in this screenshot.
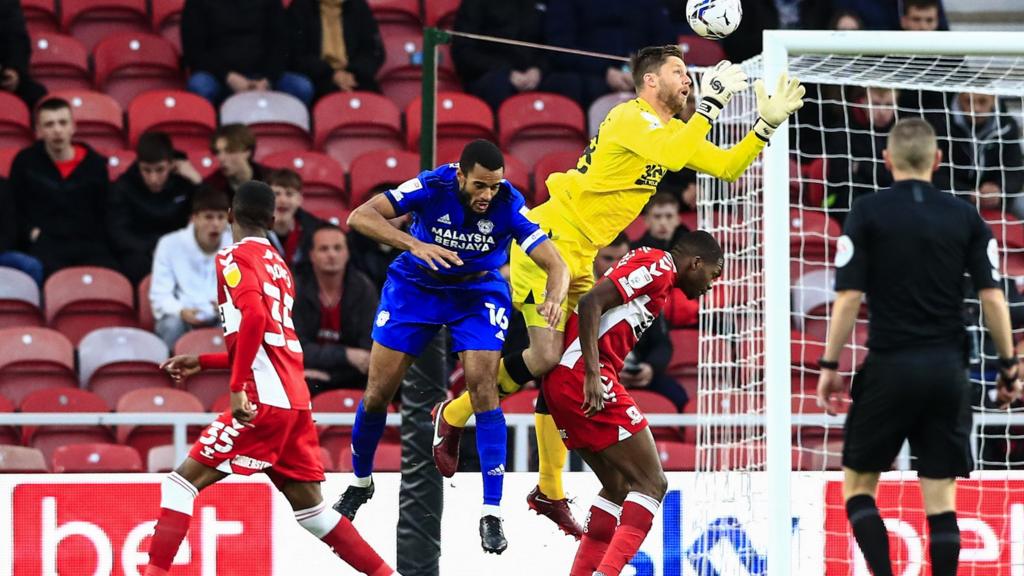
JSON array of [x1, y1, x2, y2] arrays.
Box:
[[570, 498, 620, 576], [321, 515, 392, 575], [596, 492, 660, 576], [144, 508, 191, 573]]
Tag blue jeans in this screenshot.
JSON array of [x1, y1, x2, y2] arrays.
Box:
[[0, 251, 44, 286], [187, 71, 315, 106]]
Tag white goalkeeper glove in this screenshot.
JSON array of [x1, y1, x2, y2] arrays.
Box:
[[696, 60, 749, 123], [752, 72, 806, 141]]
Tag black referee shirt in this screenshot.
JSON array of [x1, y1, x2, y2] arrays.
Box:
[[834, 179, 999, 352]]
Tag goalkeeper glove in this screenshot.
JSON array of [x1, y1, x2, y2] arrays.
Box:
[[752, 72, 806, 141], [696, 60, 749, 123]]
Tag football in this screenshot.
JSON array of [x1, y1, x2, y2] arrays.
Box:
[[686, 0, 743, 40]]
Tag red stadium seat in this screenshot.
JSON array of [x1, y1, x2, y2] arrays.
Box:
[[0, 445, 48, 472], [632, 390, 683, 442], [0, 92, 32, 150], [136, 274, 153, 330], [655, 440, 696, 471], [146, 443, 177, 472], [52, 443, 143, 472], [406, 93, 494, 163], [220, 92, 312, 160], [20, 388, 113, 463], [44, 267, 137, 345], [348, 149, 420, 209], [50, 90, 126, 151], [792, 438, 844, 471], [60, 0, 150, 52], [587, 91, 633, 137], [174, 327, 228, 411], [186, 149, 219, 179], [0, 267, 43, 329], [319, 446, 336, 472], [531, 150, 580, 207], [0, 395, 17, 446], [312, 389, 364, 456], [498, 93, 587, 172], [500, 389, 540, 414], [367, 0, 421, 41], [29, 33, 91, 92], [678, 35, 727, 66], [502, 154, 531, 202], [0, 147, 17, 177], [379, 33, 460, 111], [117, 387, 204, 462], [312, 92, 403, 171], [104, 149, 137, 181], [151, 0, 185, 54], [128, 90, 216, 151], [424, 0, 460, 28], [79, 327, 171, 408], [94, 32, 184, 110], [0, 327, 76, 405], [790, 208, 841, 269], [667, 329, 699, 378], [262, 151, 347, 217], [21, 0, 59, 34], [337, 441, 401, 473]]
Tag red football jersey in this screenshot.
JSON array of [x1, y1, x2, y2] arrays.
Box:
[[216, 237, 310, 410], [558, 247, 678, 376]]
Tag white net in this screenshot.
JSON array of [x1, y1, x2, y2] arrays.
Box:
[[696, 50, 1024, 574]]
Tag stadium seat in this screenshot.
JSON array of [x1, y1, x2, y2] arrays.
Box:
[[0, 92, 32, 150], [21, 0, 59, 34], [424, 0, 460, 28], [791, 330, 827, 369], [220, 92, 312, 160], [312, 92, 403, 171], [44, 267, 137, 345], [337, 441, 401, 473], [210, 392, 231, 414], [498, 93, 588, 171], [0, 327, 76, 405], [587, 91, 633, 137], [666, 329, 699, 377], [792, 438, 844, 471], [127, 90, 216, 151], [262, 150, 347, 209], [105, 149, 136, 181], [0, 147, 17, 177], [0, 445, 48, 472], [20, 388, 114, 463], [50, 90, 126, 150], [367, 0, 422, 43], [791, 268, 834, 339], [790, 208, 841, 269], [186, 149, 219, 179], [0, 395, 17, 446], [379, 33, 460, 111], [29, 33, 91, 92], [151, 0, 185, 53], [136, 274, 154, 331], [500, 389, 540, 414], [319, 446, 336, 472], [312, 389, 363, 456], [502, 154, 532, 201], [406, 93, 494, 163], [60, 0, 150, 52], [531, 150, 581, 207], [348, 149, 420, 209], [655, 440, 697, 471], [94, 32, 184, 110], [116, 387, 204, 462], [79, 327, 171, 408], [0, 267, 43, 329], [52, 443, 144, 472], [146, 443, 177, 472], [173, 327, 228, 411], [678, 35, 727, 66], [632, 389, 684, 441]]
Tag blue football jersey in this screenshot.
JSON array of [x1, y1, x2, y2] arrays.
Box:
[[384, 163, 548, 279]]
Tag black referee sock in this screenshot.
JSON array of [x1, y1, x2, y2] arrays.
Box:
[[927, 512, 960, 576], [846, 495, 893, 576]]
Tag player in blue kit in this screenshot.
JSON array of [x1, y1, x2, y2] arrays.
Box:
[[333, 140, 569, 553]]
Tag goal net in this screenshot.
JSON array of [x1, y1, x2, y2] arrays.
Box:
[[694, 31, 1024, 575]]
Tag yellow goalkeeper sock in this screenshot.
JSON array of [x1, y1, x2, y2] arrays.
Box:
[[442, 392, 474, 427], [497, 357, 524, 397], [535, 412, 567, 500]]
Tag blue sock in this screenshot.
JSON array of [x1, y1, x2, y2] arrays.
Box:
[[474, 408, 507, 507], [351, 400, 387, 479]]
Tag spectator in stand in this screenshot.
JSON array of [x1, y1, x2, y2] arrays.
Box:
[[266, 168, 325, 272], [931, 92, 1023, 213], [181, 0, 315, 106], [0, 0, 45, 109], [9, 98, 116, 277], [108, 132, 203, 284], [831, 8, 865, 30], [204, 124, 268, 201], [149, 186, 232, 348], [0, 176, 43, 284], [824, 86, 897, 216], [286, 0, 385, 99], [895, 0, 949, 114], [631, 192, 690, 251], [831, 0, 948, 31], [452, 0, 579, 111], [544, 0, 675, 108], [293, 224, 378, 394], [347, 187, 409, 289]]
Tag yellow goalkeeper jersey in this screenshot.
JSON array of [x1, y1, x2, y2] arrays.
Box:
[[545, 97, 767, 247]]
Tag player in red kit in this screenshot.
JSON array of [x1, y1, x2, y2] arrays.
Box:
[[543, 231, 723, 576], [145, 181, 397, 576]]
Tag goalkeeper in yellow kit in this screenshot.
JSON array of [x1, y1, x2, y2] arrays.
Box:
[[432, 45, 806, 536]]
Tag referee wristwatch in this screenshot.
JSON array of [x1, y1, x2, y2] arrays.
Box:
[[817, 357, 839, 370]]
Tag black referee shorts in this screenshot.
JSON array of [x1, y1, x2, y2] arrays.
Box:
[[842, 349, 974, 478]]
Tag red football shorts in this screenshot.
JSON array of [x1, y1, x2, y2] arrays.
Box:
[[189, 403, 325, 483], [542, 364, 649, 452]]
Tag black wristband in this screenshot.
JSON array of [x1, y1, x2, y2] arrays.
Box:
[[999, 356, 1018, 371], [818, 358, 839, 370]]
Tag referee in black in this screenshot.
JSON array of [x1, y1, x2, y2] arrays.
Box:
[[816, 117, 1023, 576]]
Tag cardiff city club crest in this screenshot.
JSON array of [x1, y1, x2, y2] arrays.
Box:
[[477, 219, 494, 234]]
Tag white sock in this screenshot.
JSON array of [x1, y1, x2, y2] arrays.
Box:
[[352, 475, 372, 488], [481, 504, 501, 518]]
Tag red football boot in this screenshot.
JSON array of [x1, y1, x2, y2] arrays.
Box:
[[431, 399, 463, 477], [526, 485, 584, 540]]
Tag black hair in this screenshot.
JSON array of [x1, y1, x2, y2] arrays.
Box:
[[232, 180, 276, 230], [459, 139, 504, 173], [607, 232, 631, 249], [35, 97, 71, 122], [192, 185, 230, 214], [672, 230, 723, 263], [136, 131, 176, 163]]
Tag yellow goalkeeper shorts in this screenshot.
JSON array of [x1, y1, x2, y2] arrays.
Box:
[[510, 199, 600, 331]]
